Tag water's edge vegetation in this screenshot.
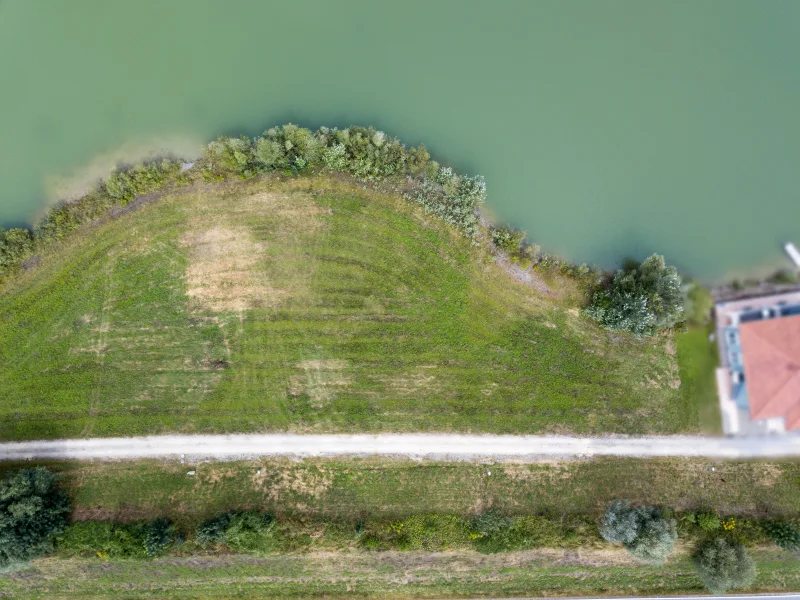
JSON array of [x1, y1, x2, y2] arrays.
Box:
[[0, 123, 699, 337]]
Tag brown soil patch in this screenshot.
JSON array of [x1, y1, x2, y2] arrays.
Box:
[[182, 225, 283, 312], [373, 366, 440, 396], [253, 467, 334, 503], [289, 359, 352, 407]]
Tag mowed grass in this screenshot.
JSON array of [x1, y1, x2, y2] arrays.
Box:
[[3, 550, 800, 599], [5, 457, 798, 526], [677, 325, 723, 434], [1, 175, 693, 439]]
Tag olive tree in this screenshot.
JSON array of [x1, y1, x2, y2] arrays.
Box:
[[600, 500, 677, 564], [0, 468, 70, 567], [693, 536, 756, 593]]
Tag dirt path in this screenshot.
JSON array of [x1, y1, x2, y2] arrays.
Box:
[[1, 433, 800, 462]]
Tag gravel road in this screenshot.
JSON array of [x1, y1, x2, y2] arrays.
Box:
[[2, 433, 800, 462]]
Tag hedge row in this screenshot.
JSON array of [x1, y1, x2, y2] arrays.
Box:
[[50, 509, 800, 560]]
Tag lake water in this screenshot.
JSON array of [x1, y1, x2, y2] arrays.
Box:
[[1, 0, 799, 281]]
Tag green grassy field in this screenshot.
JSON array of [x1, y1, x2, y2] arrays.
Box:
[[0, 175, 703, 439], [3, 549, 799, 600], [677, 325, 723, 434], [5, 457, 797, 527]]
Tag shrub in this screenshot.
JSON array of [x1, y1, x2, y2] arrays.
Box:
[[766, 269, 798, 285], [585, 254, 683, 336], [56, 521, 115, 556], [144, 518, 176, 556], [683, 282, 714, 326], [491, 226, 526, 255], [408, 173, 486, 239], [106, 159, 180, 202], [254, 137, 287, 171], [196, 511, 237, 546], [259, 124, 320, 170], [600, 501, 677, 564], [222, 511, 277, 554], [470, 512, 598, 554], [696, 510, 721, 532], [0, 228, 35, 270], [56, 519, 174, 558], [763, 520, 800, 551], [328, 125, 407, 178], [471, 509, 513, 538], [204, 137, 257, 179], [196, 511, 277, 554], [0, 468, 70, 567], [693, 536, 756, 593], [407, 145, 430, 175], [321, 143, 347, 171]]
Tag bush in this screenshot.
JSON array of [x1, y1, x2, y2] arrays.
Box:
[[407, 145, 430, 175], [258, 124, 320, 171], [204, 137, 257, 179], [408, 173, 486, 239], [222, 511, 277, 554], [106, 159, 180, 202], [144, 518, 176, 556], [693, 536, 756, 593], [0, 228, 35, 270], [196, 511, 236, 545], [196, 511, 277, 554], [584, 254, 683, 336], [321, 143, 347, 171], [696, 510, 721, 532], [600, 501, 677, 564], [56, 518, 176, 558], [0, 468, 70, 567], [327, 126, 407, 179], [470, 512, 598, 554], [471, 509, 513, 538], [490, 226, 526, 255], [763, 520, 800, 551], [56, 521, 145, 558], [362, 515, 469, 551], [684, 283, 714, 326]]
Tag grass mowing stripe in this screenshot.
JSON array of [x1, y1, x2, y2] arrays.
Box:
[[1, 175, 704, 439]]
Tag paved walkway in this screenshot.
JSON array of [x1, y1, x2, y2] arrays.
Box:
[[2, 433, 800, 462]]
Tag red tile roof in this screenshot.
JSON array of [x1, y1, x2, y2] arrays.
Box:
[[739, 314, 800, 429]]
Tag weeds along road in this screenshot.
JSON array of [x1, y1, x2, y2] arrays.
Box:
[[1, 433, 800, 462]]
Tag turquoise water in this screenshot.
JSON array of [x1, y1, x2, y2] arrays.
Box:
[[1, 0, 799, 280]]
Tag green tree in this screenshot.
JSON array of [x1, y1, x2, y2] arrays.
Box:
[[585, 254, 683, 336], [0, 468, 70, 567], [600, 501, 677, 564], [693, 536, 756, 593]]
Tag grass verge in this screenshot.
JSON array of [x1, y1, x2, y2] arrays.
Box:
[[2, 549, 799, 599], [4, 457, 797, 526]]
